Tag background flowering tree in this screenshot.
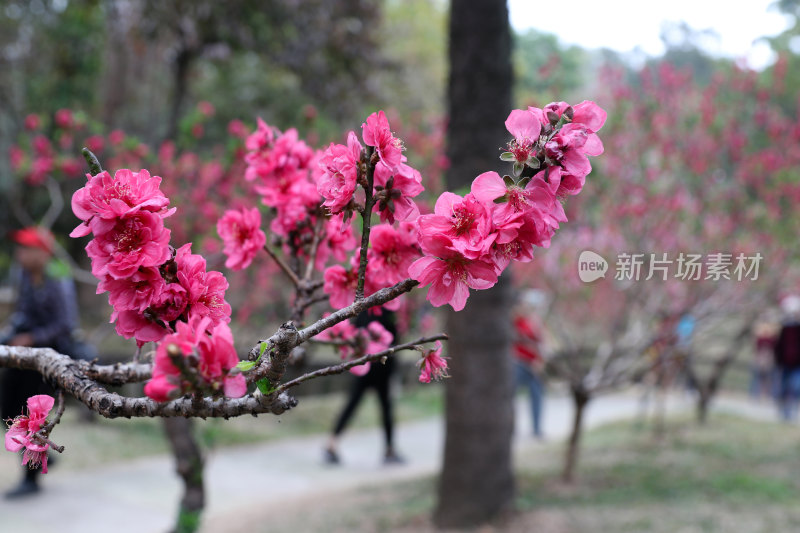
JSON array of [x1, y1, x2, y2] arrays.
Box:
[[511, 57, 800, 483]]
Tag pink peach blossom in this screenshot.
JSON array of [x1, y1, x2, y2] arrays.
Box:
[[5, 395, 55, 473], [418, 341, 448, 383], [317, 131, 362, 214], [217, 207, 267, 271], [362, 111, 403, 171], [409, 234, 498, 311]]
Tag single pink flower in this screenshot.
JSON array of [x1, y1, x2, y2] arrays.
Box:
[[504, 109, 541, 165], [175, 244, 232, 327], [362, 111, 403, 171], [150, 283, 189, 323], [323, 265, 358, 310], [112, 309, 169, 346], [24, 114, 40, 131], [55, 109, 74, 129], [99, 266, 165, 313], [419, 341, 448, 383], [409, 234, 498, 311], [245, 117, 275, 153], [217, 207, 267, 271], [5, 395, 55, 473], [317, 131, 362, 214], [367, 224, 420, 286], [9, 145, 24, 171], [70, 168, 174, 238], [86, 211, 172, 280], [373, 161, 423, 224], [417, 192, 495, 260], [364, 321, 393, 355]]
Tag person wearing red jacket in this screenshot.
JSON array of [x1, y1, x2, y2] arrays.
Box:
[[513, 313, 545, 438]]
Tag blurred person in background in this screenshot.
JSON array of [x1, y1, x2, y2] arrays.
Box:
[[774, 295, 800, 421], [751, 318, 779, 401], [0, 227, 80, 498], [324, 309, 404, 465], [513, 290, 547, 439]]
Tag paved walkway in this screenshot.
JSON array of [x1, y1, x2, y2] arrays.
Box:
[[0, 390, 782, 533]]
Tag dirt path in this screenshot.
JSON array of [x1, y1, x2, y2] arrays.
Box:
[[0, 390, 779, 533]]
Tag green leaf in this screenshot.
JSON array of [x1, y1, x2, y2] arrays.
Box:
[[512, 161, 524, 177], [256, 378, 275, 395], [259, 341, 268, 357], [236, 360, 257, 372], [46, 258, 71, 279], [499, 151, 516, 162], [503, 174, 516, 187], [525, 157, 541, 170]]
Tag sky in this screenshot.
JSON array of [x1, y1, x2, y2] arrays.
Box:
[[508, 0, 793, 69]]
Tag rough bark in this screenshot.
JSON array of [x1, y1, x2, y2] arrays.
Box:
[[434, 0, 514, 528], [562, 386, 589, 484], [163, 418, 204, 533]]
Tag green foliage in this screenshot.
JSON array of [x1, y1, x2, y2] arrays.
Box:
[[513, 28, 588, 106]]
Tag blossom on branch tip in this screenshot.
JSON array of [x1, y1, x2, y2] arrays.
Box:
[[362, 111, 403, 171], [419, 341, 447, 383], [5, 395, 55, 473]]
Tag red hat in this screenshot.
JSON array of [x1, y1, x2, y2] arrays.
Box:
[[10, 227, 54, 254]]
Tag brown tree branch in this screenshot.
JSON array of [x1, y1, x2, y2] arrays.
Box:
[[0, 345, 296, 419], [355, 146, 376, 300]]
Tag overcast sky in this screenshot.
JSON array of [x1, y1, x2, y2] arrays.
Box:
[[507, 0, 793, 69]]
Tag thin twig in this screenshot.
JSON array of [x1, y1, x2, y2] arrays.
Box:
[[41, 390, 66, 434], [263, 244, 301, 287], [273, 334, 448, 394], [355, 146, 376, 300], [304, 215, 325, 281]]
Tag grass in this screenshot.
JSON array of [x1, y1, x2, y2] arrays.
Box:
[[260, 414, 800, 533]]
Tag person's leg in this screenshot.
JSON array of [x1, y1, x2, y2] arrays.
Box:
[[530, 374, 544, 437], [789, 369, 800, 420], [326, 377, 369, 462], [778, 368, 792, 421], [375, 375, 401, 460]]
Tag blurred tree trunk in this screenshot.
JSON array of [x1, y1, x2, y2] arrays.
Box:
[[166, 47, 193, 142], [163, 418, 204, 533], [562, 385, 589, 484], [433, 0, 514, 528]]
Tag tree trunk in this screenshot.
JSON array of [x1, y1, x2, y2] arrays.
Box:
[[166, 47, 193, 142], [696, 390, 711, 424], [434, 1, 514, 528], [562, 387, 589, 484], [163, 418, 204, 533]]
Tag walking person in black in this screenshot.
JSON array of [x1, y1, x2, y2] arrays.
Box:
[[324, 309, 404, 465], [775, 295, 800, 421]]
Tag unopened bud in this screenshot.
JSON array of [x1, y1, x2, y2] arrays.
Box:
[[546, 110, 560, 125], [564, 106, 574, 121]]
